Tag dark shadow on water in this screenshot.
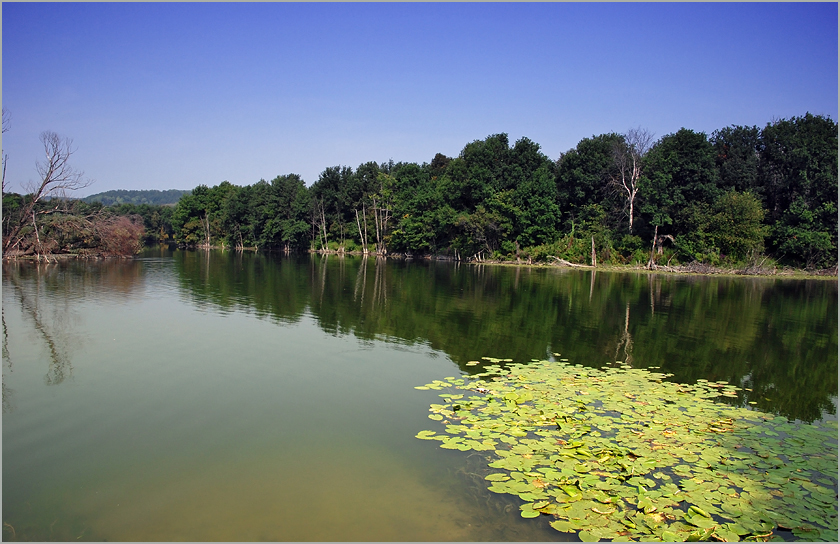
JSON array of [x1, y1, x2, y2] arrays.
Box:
[[170, 250, 837, 423]]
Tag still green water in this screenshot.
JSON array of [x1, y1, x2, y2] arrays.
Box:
[[2, 249, 836, 541]]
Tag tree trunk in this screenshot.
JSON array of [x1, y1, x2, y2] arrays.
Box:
[[32, 211, 42, 260], [647, 225, 658, 269], [355, 209, 367, 254], [201, 213, 211, 248], [362, 204, 369, 253], [372, 196, 382, 254], [319, 202, 328, 250]]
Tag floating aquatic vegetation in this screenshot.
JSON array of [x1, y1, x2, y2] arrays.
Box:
[[415, 360, 838, 542]]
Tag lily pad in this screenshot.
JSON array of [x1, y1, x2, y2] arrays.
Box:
[[415, 357, 838, 542]]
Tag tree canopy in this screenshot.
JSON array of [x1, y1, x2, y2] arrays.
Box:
[[159, 114, 836, 269], [6, 114, 835, 269]]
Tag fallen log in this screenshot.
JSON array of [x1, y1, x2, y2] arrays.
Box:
[[550, 256, 592, 268]]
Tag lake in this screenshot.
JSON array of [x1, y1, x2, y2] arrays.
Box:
[[2, 249, 837, 541]]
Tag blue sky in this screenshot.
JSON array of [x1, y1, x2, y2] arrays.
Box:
[[2, 2, 837, 196]]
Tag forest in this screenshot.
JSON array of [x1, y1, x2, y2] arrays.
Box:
[[81, 189, 189, 207], [2, 113, 837, 269]]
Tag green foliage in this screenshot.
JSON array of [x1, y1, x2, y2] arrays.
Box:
[[523, 204, 617, 265], [416, 360, 838, 542], [711, 125, 761, 193], [555, 133, 623, 228], [513, 164, 562, 248], [708, 191, 767, 260], [171, 181, 264, 248], [2, 192, 24, 238], [82, 189, 189, 206], [771, 197, 837, 269], [217, 174, 312, 251], [675, 192, 769, 265], [674, 202, 720, 264], [614, 235, 647, 264], [131, 114, 835, 268], [390, 163, 447, 254], [759, 114, 838, 268], [640, 128, 721, 234]]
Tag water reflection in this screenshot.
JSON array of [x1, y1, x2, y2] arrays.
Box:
[[2, 250, 836, 542], [2, 306, 12, 413], [2, 257, 146, 301], [3, 250, 836, 424], [170, 250, 837, 423], [1, 258, 148, 411]]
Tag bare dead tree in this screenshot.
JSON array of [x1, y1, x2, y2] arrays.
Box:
[[371, 173, 394, 255], [2, 108, 10, 195], [1, 151, 7, 196], [93, 215, 145, 256], [3, 131, 93, 254], [32, 131, 91, 198], [609, 127, 653, 233], [355, 207, 369, 254]]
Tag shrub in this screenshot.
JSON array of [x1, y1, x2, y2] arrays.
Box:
[[93, 215, 145, 256]]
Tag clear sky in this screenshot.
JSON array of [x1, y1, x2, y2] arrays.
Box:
[[2, 2, 837, 196]]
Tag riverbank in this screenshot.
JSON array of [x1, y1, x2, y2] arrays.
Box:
[[489, 259, 838, 280], [309, 248, 838, 279], [1, 252, 136, 262], [7, 248, 835, 280]]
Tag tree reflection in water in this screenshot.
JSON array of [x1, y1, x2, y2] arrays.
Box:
[[1, 258, 146, 409], [173, 250, 836, 423], [3, 250, 836, 423]]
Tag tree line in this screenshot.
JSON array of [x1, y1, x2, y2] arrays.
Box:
[[165, 113, 836, 269], [81, 189, 189, 207], [3, 112, 836, 268]]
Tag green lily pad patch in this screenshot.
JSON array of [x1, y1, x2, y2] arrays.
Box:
[[415, 358, 838, 542]]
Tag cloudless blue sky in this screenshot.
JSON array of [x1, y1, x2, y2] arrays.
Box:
[[2, 2, 837, 196]]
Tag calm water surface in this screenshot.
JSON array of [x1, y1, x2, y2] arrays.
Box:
[[2, 249, 837, 541]]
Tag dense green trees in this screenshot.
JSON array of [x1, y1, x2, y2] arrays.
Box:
[[556, 133, 623, 228], [160, 114, 834, 269], [640, 128, 721, 236], [436, 134, 561, 259], [170, 182, 235, 247], [758, 114, 838, 268], [629, 115, 836, 268], [166, 176, 312, 251], [12, 113, 826, 267], [674, 191, 768, 263]]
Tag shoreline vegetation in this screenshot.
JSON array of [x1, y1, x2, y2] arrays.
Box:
[[3, 114, 836, 273], [4, 247, 836, 280], [307, 247, 839, 278]]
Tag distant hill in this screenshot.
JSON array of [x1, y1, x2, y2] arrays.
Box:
[[82, 189, 190, 206]]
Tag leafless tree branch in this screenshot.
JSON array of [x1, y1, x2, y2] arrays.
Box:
[[2, 108, 9, 195], [27, 131, 92, 202], [3, 131, 94, 254], [608, 127, 654, 233]]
